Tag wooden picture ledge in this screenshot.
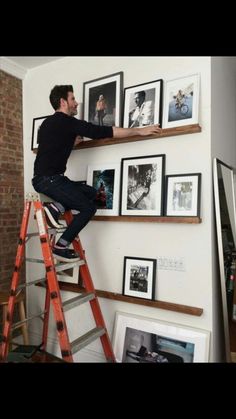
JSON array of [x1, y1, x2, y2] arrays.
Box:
[[73, 124, 202, 150]]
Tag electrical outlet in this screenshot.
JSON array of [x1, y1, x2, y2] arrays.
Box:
[[157, 256, 185, 271]]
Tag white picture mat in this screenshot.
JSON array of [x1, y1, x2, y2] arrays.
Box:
[[87, 163, 120, 216], [166, 175, 199, 216], [124, 258, 154, 299], [162, 73, 200, 128]]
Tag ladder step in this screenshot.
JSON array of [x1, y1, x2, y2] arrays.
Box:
[[63, 292, 95, 312], [71, 326, 105, 354], [17, 277, 46, 290], [11, 310, 47, 330], [55, 260, 85, 272]]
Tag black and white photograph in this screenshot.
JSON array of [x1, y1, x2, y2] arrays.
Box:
[[83, 72, 123, 128], [123, 79, 163, 128], [31, 115, 50, 150], [112, 312, 210, 363], [165, 173, 201, 217], [120, 154, 165, 216], [122, 256, 156, 300], [162, 74, 200, 128]]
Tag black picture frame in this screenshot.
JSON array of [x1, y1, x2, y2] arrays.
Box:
[[122, 256, 156, 300], [123, 79, 163, 128], [120, 154, 165, 216], [83, 72, 123, 127], [165, 173, 201, 217], [31, 115, 50, 151]]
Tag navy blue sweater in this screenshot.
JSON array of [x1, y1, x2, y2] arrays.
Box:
[[33, 112, 113, 176]]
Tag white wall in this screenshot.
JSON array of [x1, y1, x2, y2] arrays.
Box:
[[23, 57, 215, 361]]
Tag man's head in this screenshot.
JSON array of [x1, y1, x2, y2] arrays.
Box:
[[49, 85, 78, 116], [134, 90, 146, 107]]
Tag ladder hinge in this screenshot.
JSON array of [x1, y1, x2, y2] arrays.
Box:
[[46, 266, 53, 272], [57, 321, 64, 331], [40, 237, 47, 243], [50, 291, 58, 299], [61, 350, 72, 357], [14, 266, 19, 272], [10, 289, 17, 296], [19, 238, 24, 245]]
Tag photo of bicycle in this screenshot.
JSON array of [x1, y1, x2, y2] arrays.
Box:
[[168, 82, 194, 122]]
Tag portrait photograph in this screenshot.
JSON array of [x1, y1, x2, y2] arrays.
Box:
[[112, 312, 210, 363], [83, 72, 123, 128], [31, 115, 50, 151], [120, 154, 165, 216], [122, 256, 156, 300], [165, 173, 201, 217], [162, 74, 200, 128], [123, 79, 163, 128], [87, 163, 120, 216]]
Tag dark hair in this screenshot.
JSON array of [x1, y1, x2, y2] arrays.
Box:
[[135, 90, 146, 99], [49, 85, 74, 110]]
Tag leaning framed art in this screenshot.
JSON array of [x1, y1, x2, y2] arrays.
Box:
[[112, 311, 210, 363], [162, 73, 200, 128], [123, 79, 163, 128], [83, 72, 123, 127], [122, 256, 156, 300], [165, 173, 201, 217], [31, 115, 50, 151], [120, 154, 165, 216], [87, 163, 120, 216]]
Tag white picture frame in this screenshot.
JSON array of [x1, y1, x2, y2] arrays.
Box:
[[87, 163, 120, 216], [112, 311, 210, 363], [162, 74, 200, 128]]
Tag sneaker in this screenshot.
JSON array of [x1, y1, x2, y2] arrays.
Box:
[[43, 202, 64, 229], [52, 247, 80, 262]]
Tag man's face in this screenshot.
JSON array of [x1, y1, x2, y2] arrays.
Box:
[[134, 93, 144, 107], [65, 91, 78, 116]]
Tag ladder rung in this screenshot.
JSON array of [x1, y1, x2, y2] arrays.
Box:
[[55, 260, 85, 272], [11, 310, 47, 330], [26, 258, 45, 264], [71, 326, 105, 354], [63, 292, 95, 312], [17, 278, 46, 290]]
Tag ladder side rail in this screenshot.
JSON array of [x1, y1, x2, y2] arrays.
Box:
[[1, 201, 32, 361], [64, 211, 116, 362], [33, 201, 73, 362]]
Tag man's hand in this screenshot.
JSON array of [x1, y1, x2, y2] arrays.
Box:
[[138, 124, 162, 136], [74, 135, 84, 146]]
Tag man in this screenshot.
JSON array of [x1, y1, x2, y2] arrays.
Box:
[[129, 90, 154, 127], [32, 85, 161, 262], [95, 94, 107, 126]]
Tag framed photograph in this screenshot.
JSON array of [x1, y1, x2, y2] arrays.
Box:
[[87, 163, 120, 216], [165, 173, 201, 217], [122, 257, 156, 300], [112, 311, 210, 363], [120, 154, 165, 216], [83, 72, 123, 127], [162, 74, 200, 128], [123, 79, 163, 128], [31, 115, 50, 151]]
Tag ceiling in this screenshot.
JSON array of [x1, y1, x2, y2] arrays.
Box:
[[4, 56, 65, 69]]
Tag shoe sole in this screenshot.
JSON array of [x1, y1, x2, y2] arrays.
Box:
[[52, 253, 80, 263], [44, 206, 64, 229]]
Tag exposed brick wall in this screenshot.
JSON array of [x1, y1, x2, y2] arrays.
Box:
[[0, 70, 24, 286]]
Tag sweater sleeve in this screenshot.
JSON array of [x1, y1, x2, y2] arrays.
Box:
[[72, 118, 113, 139]]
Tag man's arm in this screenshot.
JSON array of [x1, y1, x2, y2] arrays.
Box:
[[112, 124, 162, 138]]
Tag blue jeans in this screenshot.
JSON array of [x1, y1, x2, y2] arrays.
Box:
[[32, 175, 97, 244]]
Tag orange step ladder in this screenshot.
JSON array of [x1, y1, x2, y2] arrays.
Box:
[[0, 192, 115, 363]]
